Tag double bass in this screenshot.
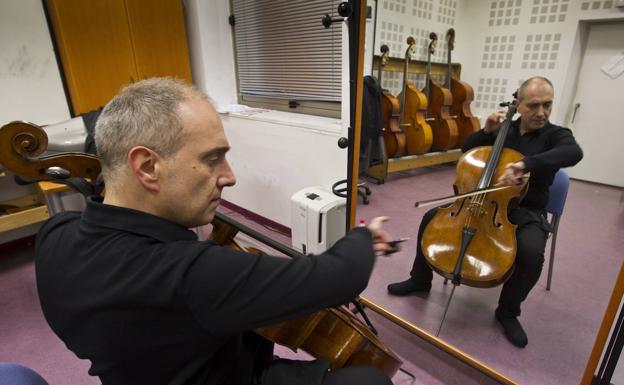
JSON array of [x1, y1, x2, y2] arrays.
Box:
[[423, 32, 458, 151], [398, 36, 433, 155], [421, 105, 527, 287], [0, 120, 402, 378], [445, 29, 480, 147], [377, 45, 406, 158]]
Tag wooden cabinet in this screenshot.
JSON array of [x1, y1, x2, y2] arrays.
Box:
[[46, 0, 192, 115]]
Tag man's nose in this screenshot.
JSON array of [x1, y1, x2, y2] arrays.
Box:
[[219, 160, 236, 187], [536, 105, 546, 116]]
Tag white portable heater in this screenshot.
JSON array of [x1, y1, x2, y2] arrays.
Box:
[[290, 186, 347, 255]]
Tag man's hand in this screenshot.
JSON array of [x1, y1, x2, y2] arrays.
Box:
[[366, 216, 392, 254], [497, 161, 527, 186], [484, 110, 507, 134]]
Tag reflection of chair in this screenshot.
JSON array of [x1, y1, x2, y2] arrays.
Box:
[[0, 363, 49, 385], [545, 169, 570, 291], [332, 180, 371, 204]]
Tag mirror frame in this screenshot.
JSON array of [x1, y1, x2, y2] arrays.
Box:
[[345, 1, 623, 384]]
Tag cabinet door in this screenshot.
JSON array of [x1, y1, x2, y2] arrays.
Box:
[[46, 0, 138, 115], [125, 0, 193, 83]]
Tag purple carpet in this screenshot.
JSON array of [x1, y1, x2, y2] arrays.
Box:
[[0, 164, 622, 384]]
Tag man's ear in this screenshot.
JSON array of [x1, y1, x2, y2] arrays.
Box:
[[127, 146, 162, 193]]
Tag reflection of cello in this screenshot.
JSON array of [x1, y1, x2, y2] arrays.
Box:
[[398, 37, 433, 155], [445, 29, 480, 148], [0, 120, 402, 378], [377, 45, 406, 158], [420, 105, 526, 288], [210, 214, 403, 377], [423, 32, 458, 151]]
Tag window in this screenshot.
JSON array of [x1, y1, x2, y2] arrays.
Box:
[[230, 0, 342, 118]]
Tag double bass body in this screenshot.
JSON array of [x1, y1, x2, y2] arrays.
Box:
[[399, 36, 433, 155]]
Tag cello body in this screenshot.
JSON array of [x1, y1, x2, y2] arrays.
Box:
[[421, 145, 527, 287], [256, 307, 402, 375]]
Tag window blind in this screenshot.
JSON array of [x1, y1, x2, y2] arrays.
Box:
[[231, 0, 342, 102]]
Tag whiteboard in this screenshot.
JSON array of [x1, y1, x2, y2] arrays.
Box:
[[0, 0, 70, 126]]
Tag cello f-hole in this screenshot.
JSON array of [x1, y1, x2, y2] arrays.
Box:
[[450, 197, 467, 216], [490, 200, 502, 227]]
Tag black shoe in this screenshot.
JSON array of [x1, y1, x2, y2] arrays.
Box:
[[495, 309, 528, 348], [387, 279, 431, 296]]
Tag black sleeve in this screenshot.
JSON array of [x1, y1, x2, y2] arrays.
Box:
[[461, 129, 496, 152], [522, 127, 583, 172], [177, 227, 375, 335]]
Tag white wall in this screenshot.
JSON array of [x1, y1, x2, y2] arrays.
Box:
[[221, 112, 347, 226], [372, 0, 624, 127], [0, 0, 69, 126], [184, 0, 238, 108], [185, 0, 350, 227]]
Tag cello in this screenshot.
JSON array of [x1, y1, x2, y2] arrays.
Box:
[[423, 32, 459, 151], [210, 215, 402, 376], [0, 120, 402, 378], [377, 44, 406, 158], [420, 104, 527, 288], [445, 29, 480, 148], [398, 36, 433, 155]]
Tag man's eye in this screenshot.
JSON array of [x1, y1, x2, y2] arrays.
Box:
[[207, 155, 224, 166]]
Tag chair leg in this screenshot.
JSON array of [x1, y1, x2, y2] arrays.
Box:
[[546, 215, 561, 291]]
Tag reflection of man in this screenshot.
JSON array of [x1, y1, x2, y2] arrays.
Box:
[[35, 78, 394, 385], [388, 77, 583, 348]]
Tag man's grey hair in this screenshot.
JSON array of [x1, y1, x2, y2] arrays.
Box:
[[517, 76, 554, 101], [94, 77, 211, 179]]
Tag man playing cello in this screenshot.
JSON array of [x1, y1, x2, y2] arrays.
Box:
[[35, 78, 395, 385], [388, 76, 583, 348]]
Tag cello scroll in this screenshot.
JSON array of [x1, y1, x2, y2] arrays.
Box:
[[0, 121, 100, 180]]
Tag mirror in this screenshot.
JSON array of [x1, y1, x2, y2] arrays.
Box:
[[350, 1, 624, 384]]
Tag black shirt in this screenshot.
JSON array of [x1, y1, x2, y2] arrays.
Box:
[[461, 119, 583, 210], [35, 197, 376, 385]]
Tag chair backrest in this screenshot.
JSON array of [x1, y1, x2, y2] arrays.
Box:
[[545, 170, 570, 216], [0, 363, 49, 385]]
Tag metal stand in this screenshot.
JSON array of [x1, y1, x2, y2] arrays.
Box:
[[436, 227, 476, 336], [351, 298, 378, 335]]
